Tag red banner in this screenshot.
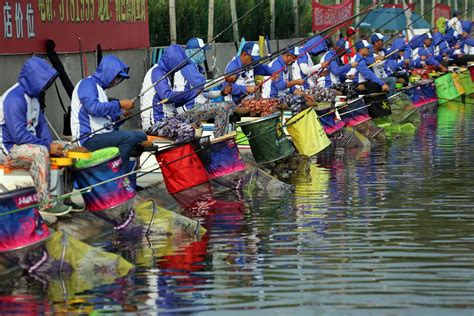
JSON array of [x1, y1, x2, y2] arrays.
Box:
[[312, 0, 354, 32], [434, 3, 451, 23], [383, 3, 416, 11], [0, 0, 149, 54]]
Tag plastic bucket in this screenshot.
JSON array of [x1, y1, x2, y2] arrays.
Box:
[[0, 187, 50, 253], [459, 72, 473, 95], [314, 105, 346, 135], [363, 93, 391, 118], [155, 142, 209, 194], [72, 147, 136, 212], [238, 113, 294, 164], [286, 108, 331, 157], [435, 74, 462, 105], [200, 134, 247, 179], [337, 97, 372, 127]]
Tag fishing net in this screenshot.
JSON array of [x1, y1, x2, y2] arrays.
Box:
[[134, 200, 206, 237], [44, 231, 134, 302]]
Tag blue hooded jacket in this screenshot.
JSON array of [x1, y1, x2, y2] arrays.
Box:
[[384, 38, 410, 75], [1, 57, 58, 154], [70, 55, 129, 145], [143, 45, 205, 126]]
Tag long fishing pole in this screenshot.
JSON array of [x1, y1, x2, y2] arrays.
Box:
[[135, 0, 266, 102], [69, 2, 379, 145], [233, 0, 383, 103], [305, 0, 424, 82], [372, 5, 474, 67]]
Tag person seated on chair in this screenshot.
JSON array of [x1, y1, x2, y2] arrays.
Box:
[[71, 55, 148, 170], [384, 38, 411, 84], [292, 36, 330, 90], [0, 57, 72, 216], [366, 33, 396, 94], [140, 44, 235, 143], [320, 38, 358, 88], [410, 33, 448, 72], [223, 42, 273, 106], [353, 40, 390, 94], [262, 47, 313, 101]]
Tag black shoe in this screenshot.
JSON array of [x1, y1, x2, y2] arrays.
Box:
[[63, 198, 86, 212]]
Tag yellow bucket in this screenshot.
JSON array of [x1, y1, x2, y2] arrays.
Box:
[[286, 108, 331, 157]]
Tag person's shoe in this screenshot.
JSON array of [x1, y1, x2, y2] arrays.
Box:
[[63, 199, 86, 212], [40, 203, 72, 217]]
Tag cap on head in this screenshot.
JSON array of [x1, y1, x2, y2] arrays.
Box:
[[186, 38, 210, 50], [346, 27, 357, 36], [371, 33, 388, 44], [453, 10, 461, 17], [355, 40, 372, 51], [242, 42, 261, 61], [285, 46, 300, 57]]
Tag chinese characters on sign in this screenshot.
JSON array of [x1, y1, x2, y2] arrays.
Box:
[[312, 0, 355, 32], [1, 0, 149, 54]]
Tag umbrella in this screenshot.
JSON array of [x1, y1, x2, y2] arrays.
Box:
[[359, 8, 431, 31]]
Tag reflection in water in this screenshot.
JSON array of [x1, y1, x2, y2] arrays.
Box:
[[2, 100, 474, 313]]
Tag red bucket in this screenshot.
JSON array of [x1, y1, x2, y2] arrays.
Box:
[[155, 142, 209, 194]]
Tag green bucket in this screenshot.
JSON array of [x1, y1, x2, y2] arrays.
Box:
[[238, 113, 294, 164], [459, 72, 473, 95], [74, 147, 120, 169]]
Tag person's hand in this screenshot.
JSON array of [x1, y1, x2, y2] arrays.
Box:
[[304, 94, 315, 103], [375, 55, 385, 61], [404, 59, 410, 65], [439, 65, 448, 73], [122, 110, 133, 118], [222, 84, 232, 95], [50, 143, 65, 157], [351, 62, 358, 68], [120, 99, 134, 110], [454, 43, 461, 49], [321, 61, 330, 68], [225, 75, 237, 83], [381, 84, 390, 92], [462, 32, 468, 38], [347, 74, 355, 80], [295, 79, 305, 86], [421, 55, 427, 61], [246, 85, 259, 94]]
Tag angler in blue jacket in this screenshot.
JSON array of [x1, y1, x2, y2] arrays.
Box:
[[353, 40, 389, 94], [0, 57, 71, 216], [224, 42, 273, 103], [262, 47, 311, 99], [71, 55, 147, 169], [141, 44, 235, 141], [320, 38, 358, 88], [410, 34, 448, 72], [292, 36, 329, 89], [384, 38, 411, 81]]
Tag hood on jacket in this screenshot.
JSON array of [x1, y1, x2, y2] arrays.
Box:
[[18, 57, 58, 98], [303, 36, 327, 56], [159, 44, 191, 73], [387, 38, 407, 59], [432, 31, 445, 46], [462, 20, 472, 33], [93, 55, 130, 88], [409, 34, 428, 49]]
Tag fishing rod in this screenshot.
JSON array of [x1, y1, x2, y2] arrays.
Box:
[[69, 2, 379, 145], [233, 0, 384, 103], [305, 0, 424, 82], [372, 5, 474, 67], [135, 0, 266, 103]]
